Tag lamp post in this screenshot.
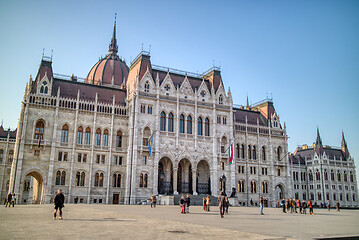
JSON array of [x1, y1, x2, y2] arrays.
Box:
[[222, 174, 227, 195]]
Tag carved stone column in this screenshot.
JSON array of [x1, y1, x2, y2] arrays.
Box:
[[192, 170, 197, 195], [173, 167, 178, 195]]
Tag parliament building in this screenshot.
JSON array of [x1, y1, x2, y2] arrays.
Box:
[[2, 21, 357, 207]]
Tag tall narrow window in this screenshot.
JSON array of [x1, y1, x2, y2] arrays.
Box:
[[236, 144, 240, 158], [60, 171, 66, 186], [55, 170, 61, 185], [262, 146, 266, 160], [95, 128, 101, 146], [277, 146, 282, 161], [248, 145, 251, 159], [116, 130, 122, 148], [0, 149, 3, 163], [113, 174, 121, 188], [61, 124, 69, 143], [99, 173, 104, 187], [80, 172, 85, 186], [187, 115, 192, 134], [252, 146, 256, 160], [144, 81, 150, 92], [94, 173, 99, 187], [168, 113, 174, 132], [140, 173, 144, 187], [197, 117, 203, 136], [160, 112, 166, 131], [85, 127, 91, 145], [238, 180, 245, 193], [76, 172, 80, 186], [77, 127, 83, 144], [144, 173, 148, 188], [219, 95, 223, 105], [179, 114, 185, 133], [241, 144, 245, 158], [35, 120, 45, 140], [205, 118, 210, 136], [103, 129, 109, 146], [337, 171, 341, 182]]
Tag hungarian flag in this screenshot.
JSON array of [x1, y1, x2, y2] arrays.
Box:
[[228, 143, 233, 164]]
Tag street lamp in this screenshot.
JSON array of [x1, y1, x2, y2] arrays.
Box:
[[222, 174, 227, 194]]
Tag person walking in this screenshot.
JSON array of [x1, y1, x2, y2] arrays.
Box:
[[203, 197, 207, 212], [336, 201, 340, 211], [259, 196, 264, 215], [179, 194, 186, 214], [286, 199, 290, 213], [186, 194, 191, 213], [11, 194, 16, 207], [327, 200, 330, 211], [281, 198, 286, 213], [150, 195, 157, 208], [54, 189, 65, 220], [206, 195, 211, 212], [290, 198, 294, 213], [308, 199, 314, 215], [297, 199, 301, 214], [225, 197, 230, 214], [5, 192, 12, 207], [302, 200, 307, 214], [218, 192, 226, 218]]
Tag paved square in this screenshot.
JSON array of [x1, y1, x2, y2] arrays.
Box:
[[0, 205, 358, 239]]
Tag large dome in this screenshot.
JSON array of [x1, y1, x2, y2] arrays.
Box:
[[85, 19, 129, 87]]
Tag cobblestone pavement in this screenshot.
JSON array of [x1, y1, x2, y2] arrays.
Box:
[[0, 204, 358, 239]]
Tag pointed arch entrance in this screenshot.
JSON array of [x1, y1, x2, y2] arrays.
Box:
[[275, 184, 285, 200], [178, 159, 192, 194], [196, 160, 211, 194], [22, 170, 44, 204], [158, 157, 173, 194]]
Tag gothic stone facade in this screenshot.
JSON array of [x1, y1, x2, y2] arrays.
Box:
[[289, 130, 358, 208]]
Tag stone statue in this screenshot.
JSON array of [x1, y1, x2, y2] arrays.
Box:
[[230, 187, 236, 197]]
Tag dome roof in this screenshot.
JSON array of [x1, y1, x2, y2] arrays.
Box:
[[85, 54, 129, 87], [85, 18, 129, 87]]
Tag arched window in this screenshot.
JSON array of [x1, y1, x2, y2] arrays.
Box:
[[77, 126, 83, 144], [219, 95, 223, 105], [350, 172, 354, 182], [303, 193, 307, 200], [240, 144, 245, 159], [76, 172, 80, 186], [197, 117, 203, 136], [238, 180, 245, 193], [344, 171, 347, 182], [262, 181, 268, 194], [331, 169, 335, 181], [80, 172, 85, 186], [116, 130, 122, 148], [97, 173, 104, 187], [40, 86, 44, 93], [94, 173, 99, 187], [310, 193, 314, 201], [144, 173, 148, 188], [103, 129, 109, 146], [252, 146, 256, 160], [250, 180, 257, 193], [44, 86, 48, 94], [8, 150, 13, 163], [324, 169, 328, 181], [144, 81, 150, 92], [61, 124, 69, 143], [316, 170, 320, 181], [236, 144, 240, 158], [248, 145, 251, 159], [277, 146, 282, 161], [187, 115, 192, 134], [179, 114, 185, 133], [55, 170, 61, 185], [61, 171, 66, 186], [113, 173, 121, 188], [160, 112, 166, 131], [262, 146, 266, 160], [85, 127, 91, 145], [95, 128, 101, 146], [140, 173, 144, 187], [0, 149, 3, 163], [221, 136, 227, 153], [205, 118, 210, 136], [318, 193, 322, 201], [337, 171, 341, 181], [168, 113, 174, 132], [34, 120, 45, 140], [309, 170, 313, 181]]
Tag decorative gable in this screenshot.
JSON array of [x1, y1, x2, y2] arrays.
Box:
[[160, 72, 176, 96]]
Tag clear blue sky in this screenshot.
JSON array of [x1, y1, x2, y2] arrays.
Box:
[[0, 0, 358, 179]]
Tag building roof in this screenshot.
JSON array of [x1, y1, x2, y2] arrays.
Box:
[[233, 108, 268, 126], [0, 126, 17, 139]]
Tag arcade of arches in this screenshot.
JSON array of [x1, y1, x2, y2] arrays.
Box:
[[158, 158, 211, 195]]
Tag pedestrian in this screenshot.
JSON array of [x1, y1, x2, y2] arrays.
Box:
[[290, 198, 294, 213], [250, 198, 253, 206], [308, 199, 314, 215], [203, 197, 206, 211], [297, 199, 301, 214], [225, 197, 230, 214], [186, 194, 190, 213], [281, 198, 286, 213], [302, 200, 307, 214], [206, 195, 211, 212], [259, 196, 264, 215], [54, 189, 65, 220], [336, 201, 340, 211], [327, 200, 330, 211], [11, 194, 16, 207], [294, 199, 298, 213], [217, 192, 226, 218], [5, 192, 12, 207], [276, 200, 280, 208], [179, 194, 186, 214], [286, 199, 290, 213], [150, 195, 157, 208]]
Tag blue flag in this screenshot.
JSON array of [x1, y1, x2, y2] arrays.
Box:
[[148, 134, 154, 157]]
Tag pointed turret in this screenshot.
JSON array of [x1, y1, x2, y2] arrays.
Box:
[[341, 131, 349, 159], [315, 127, 324, 155], [108, 14, 118, 55], [246, 96, 250, 110]]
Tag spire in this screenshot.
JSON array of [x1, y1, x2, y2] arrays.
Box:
[[246, 95, 250, 110], [315, 127, 323, 155], [108, 13, 118, 55], [341, 131, 349, 158], [316, 127, 322, 146]]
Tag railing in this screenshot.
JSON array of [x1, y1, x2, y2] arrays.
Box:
[[197, 183, 209, 194]]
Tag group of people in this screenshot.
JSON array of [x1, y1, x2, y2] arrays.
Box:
[[149, 195, 157, 208], [179, 194, 191, 214], [278, 198, 341, 215], [4, 192, 16, 207], [217, 192, 230, 218], [202, 195, 211, 212]]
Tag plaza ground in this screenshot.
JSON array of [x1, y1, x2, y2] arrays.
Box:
[[0, 204, 359, 240]]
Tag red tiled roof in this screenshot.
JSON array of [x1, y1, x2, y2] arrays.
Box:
[[52, 79, 126, 106]]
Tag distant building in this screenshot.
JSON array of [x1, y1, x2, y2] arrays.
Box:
[[0, 126, 16, 203], [289, 129, 358, 207]]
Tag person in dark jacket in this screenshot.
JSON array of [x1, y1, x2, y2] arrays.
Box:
[[186, 194, 191, 213], [217, 192, 226, 218], [179, 194, 186, 214], [281, 198, 286, 213], [225, 197, 230, 214], [5, 193, 12, 207], [54, 189, 65, 220]]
